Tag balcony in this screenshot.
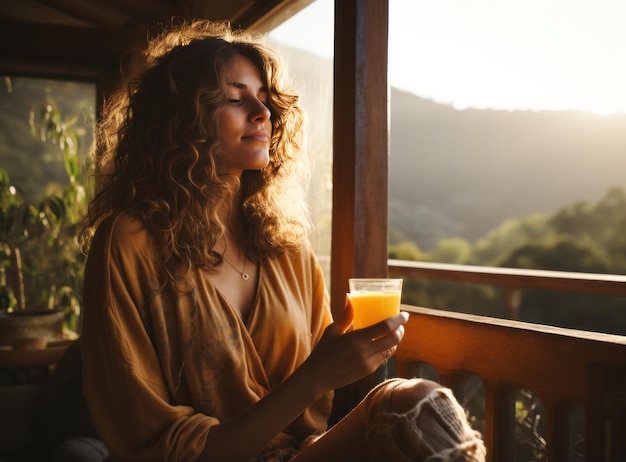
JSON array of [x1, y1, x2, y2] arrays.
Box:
[[326, 3, 626, 460], [389, 260, 626, 462], [2, 1, 625, 460]]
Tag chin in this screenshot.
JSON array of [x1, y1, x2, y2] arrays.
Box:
[[255, 154, 271, 170]]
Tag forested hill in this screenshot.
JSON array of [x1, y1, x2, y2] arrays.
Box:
[[389, 88, 626, 250], [268, 42, 626, 252]]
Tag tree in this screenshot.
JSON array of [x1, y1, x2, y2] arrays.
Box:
[[550, 186, 626, 273], [389, 241, 427, 261], [498, 235, 610, 274], [497, 236, 625, 333], [431, 237, 472, 264], [471, 213, 552, 266]]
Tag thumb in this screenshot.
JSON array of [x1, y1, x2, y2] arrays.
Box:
[[333, 294, 354, 334]]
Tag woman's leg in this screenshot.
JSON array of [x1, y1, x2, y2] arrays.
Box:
[[364, 378, 486, 461], [292, 388, 370, 461], [294, 378, 485, 462]]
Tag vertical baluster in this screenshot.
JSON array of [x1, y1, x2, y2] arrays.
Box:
[[543, 401, 555, 462], [483, 383, 496, 462], [587, 364, 626, 461], [551, 401, 584, 461], [491, 386, 518, 460]]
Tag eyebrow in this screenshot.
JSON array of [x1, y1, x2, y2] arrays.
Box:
[[228, 82, 268, 91]]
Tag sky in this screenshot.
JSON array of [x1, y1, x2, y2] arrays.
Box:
[[269, 0, 626, 115]]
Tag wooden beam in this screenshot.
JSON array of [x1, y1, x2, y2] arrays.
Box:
[[389, 259, 626, 297], [0, 22, 138, 74], [330, 0, 389, 317], [0, 21, 150, 99], [329, 0, 390, 422]]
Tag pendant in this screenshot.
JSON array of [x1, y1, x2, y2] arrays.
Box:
[[241, 272, 250, 281]]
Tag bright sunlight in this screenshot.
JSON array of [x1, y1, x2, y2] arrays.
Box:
[[269, 0, 626, 115]]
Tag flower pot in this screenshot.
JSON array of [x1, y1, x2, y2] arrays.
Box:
[[0, 310, 65, 348]]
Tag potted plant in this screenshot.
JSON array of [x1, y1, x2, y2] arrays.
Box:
[[0, 88, 93, 456], [0, 101, 89, 349]]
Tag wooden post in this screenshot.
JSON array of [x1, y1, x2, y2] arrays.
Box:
[[329, 0, 390, 422], [330, 0, 390, 317]]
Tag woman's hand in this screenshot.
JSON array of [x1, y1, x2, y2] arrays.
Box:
[[203, 297, 408, 461], [303, 295, 409, 397]]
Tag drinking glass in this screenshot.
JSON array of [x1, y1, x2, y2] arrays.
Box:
[[349, 278, 403, 380], [348, 278, 403, 330]]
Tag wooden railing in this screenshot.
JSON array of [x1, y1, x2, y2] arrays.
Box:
[[388, 260, 626, 462], [389, 259, 626, 296]]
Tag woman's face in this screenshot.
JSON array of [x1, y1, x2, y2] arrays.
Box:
[[216, 52, 272, 176]]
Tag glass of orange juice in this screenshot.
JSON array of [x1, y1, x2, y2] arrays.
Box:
[[348, 278, 403, 330]]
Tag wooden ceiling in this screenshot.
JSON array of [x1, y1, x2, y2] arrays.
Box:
[[0, 0, 304, 84], [0, 0, 287, 31]]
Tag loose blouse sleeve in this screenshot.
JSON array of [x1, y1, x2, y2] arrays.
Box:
[[308, 244, 333, 347], [81, 214, 216, 461]]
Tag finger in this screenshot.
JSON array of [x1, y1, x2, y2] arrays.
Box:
[[355, 312, 409, 341], [382, 346, 396, 360], [326, 294, 354, 336], [376, 322, 405, 344], [338, 293, 355, 334], [370, 325, 405, 363]]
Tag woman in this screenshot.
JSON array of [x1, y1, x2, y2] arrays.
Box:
[[80, 20, 485, 461]]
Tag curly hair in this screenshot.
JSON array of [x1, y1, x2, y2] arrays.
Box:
[[80, 20, 310, 282]]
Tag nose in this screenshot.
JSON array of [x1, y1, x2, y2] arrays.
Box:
[[249, 98, 271, 123]]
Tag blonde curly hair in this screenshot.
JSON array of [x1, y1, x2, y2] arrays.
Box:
[[81, 20, 310, 282]]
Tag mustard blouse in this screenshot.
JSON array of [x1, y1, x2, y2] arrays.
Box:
[[82, 213, 333, 461]]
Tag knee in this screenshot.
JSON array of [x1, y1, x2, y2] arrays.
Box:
[[364, 378, 487, 461], [366, 377, 442, 416], [387, 378, 442, 415]]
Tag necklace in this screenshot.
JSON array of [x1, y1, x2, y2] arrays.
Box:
[[221, 249, 249, 281]]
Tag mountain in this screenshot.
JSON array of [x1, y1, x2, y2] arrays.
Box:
[[268, 43, 626, 251], [390, 88, 626, 249]]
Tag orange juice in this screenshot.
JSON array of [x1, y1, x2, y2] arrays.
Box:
[[349, 291, 401, 329]]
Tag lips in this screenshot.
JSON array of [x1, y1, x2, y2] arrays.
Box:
[[242, 131, 270, 143]]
